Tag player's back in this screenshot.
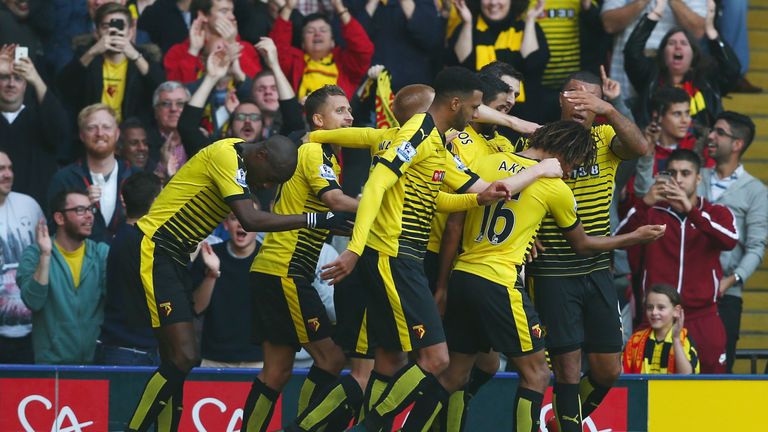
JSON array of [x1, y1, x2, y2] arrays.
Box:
[[454, 152, 578, 287], [137, 138, 251, 264]]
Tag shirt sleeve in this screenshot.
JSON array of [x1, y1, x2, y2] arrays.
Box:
[[309, 127, 389, 149], [208, 141, 251, 202], [549, 181, 580, 231], [375, 125, 433, 177], [301, 144, 342, 199], [443, 147, 480, 193]]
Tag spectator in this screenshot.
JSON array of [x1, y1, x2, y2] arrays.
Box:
[[449, 0, 548, 122], [349, 0, 444, 92], [617, 149, 738, 373], [270, 0, 374, 100], [148, 81, 190, 178], [0, 151, 44, 364], [0, 0, 53, 64], [0, 44, 70, 208], [40, 0, 90, 78], [698, 111, 768, 373], [623, 284, 699, 374], [18, 189, 109, 365], [138, 0, 192, 54], [118, 117, 159, 171], [623, 0, 740, 132], [96, 171, 162, 366], [601, 0, 707, 120], [56, 2, 165, 132], [192, 211, 263, 368], [717, 0, 760, 93], [250, 69, 283, 139], [164, 0, 262, 84], [48, 104, 136, 244]]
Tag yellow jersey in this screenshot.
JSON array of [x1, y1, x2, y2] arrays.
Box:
[[533, 0, 584, 89], [454, 153, 579, 287], [137, 138, 251, 264], [426, 126, 514, 254], [102, 58, 128, 122], [526, 124, 621, 277], [348, 113, 479, 259], [251, 143, 341, 280]]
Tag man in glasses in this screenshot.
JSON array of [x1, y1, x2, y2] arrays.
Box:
[[149, 81, 191, 180], [48, 103, 137, 244], [18, 188, 110, 365]]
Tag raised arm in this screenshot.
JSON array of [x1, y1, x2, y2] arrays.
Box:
[[669, 0, 705, 39], [309, 127, 389, 149], [601, 0, 651, 34]]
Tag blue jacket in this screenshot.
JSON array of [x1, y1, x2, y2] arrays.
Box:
[[18, 237, 109, 364]]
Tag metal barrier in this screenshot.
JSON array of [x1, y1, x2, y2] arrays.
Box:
[[734, 348, 768, 374]]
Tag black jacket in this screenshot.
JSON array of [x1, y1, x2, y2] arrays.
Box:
[[624, 15, 741, 130]]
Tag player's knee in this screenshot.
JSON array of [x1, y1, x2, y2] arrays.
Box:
[[263, 363, 293, 389], [418, 349, 449, 375], [311, 344, 346, 375], [438, 368, 470, 393], [172, 347, 200, 373], [532, 362, 552, 391], [476, 354, 500, 375]]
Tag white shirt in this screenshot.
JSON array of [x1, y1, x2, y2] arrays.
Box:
[[1, 105, 25, 125], [91, 161, 119, 224]]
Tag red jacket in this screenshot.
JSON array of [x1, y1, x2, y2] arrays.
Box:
[[163, 37, 262, 84], [269, 16, 374, 99], [617, 197, 738, 310]]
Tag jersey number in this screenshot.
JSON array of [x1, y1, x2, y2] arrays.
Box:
[[474, 197, 518, 245]]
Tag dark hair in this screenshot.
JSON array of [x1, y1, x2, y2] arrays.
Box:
[[191, 0, 229, 16], [717, 111, 756, 155], [657, 27, 705, 84], [667, 148, 701, 172], [646, 284, 682, 307], [562, 70, 602, 92], [122, 172, 162, 219], [477, 72, 511, 105], [651, 86, 690, 116], [120, 117, 145, 133], [302, 13, 332, 32], [94, 2, 133, 27], [254, 69, 276, 82], [50, 188, 89, 216], [432, 66, 483, 102], [479, 61, 524, 82], [527, 120, 597, 168], [304, 85, 347, 127]]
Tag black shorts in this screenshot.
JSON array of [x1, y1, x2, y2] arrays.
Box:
[[333, 264, 374, 358], [358, 247, 445, 352], [251, 272, 333, 349], [131, 232, 195, 328], [528, 269, 623, 354], [445, 270, 544, 356], [423, 250, 439, 294]]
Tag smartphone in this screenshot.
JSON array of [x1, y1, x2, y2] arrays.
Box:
[[14, 46, 28, 62], [108, 18, 125, 31]]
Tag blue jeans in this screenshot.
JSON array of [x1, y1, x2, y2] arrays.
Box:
[[94, 342, 161, 366], [718, 0, 749, 75]]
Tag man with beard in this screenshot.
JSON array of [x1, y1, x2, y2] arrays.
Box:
[[18, 189, 110, 364], [0, 151, 44, 364], [47, 104, 136, 243]]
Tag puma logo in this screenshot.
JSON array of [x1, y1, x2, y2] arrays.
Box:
[[561, 414, 580, 424]]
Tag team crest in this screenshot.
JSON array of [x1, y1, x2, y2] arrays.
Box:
[[412, 324, 426, 339], [308, 318, 321, 332], [319, 164, 337, 180], [396, 141, 417, 162], [235, 168, 248, 188], [531, 324, 543, 339], [159, 302, 173, 317]]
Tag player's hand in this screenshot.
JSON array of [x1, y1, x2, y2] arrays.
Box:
[[320, 250, 359, 284], [632, 224, 666, 243], [672, 308, 684, 340], [510, 117, 541, 135], [310, 211, 355, 231], [563, 88, 614, 116], [600, 65, 621, 101], [534, 158, 563, 178], [200, 242, 221, 276], [527, 238, 545, 262], [36, 218, 52, 257], [477, 181, 512, 205]]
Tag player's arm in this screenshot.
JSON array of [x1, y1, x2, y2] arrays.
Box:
[[475, 104, 540, 135], [563, 222, 665, 256], [434, 211, 466, 315], [308, 127, 389, 149], [230, 198, 349, 231], [320, 189, 359, 213], [464, 158, 563, 196]]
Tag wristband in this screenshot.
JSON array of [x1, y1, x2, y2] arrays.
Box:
[[306, 212, 318, 228]]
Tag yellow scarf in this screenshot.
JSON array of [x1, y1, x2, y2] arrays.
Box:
[[299, 53, 340, 99]]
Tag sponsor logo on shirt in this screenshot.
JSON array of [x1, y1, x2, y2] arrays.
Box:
[[432, 170, 446, 182], [396, 141, 417, 162]]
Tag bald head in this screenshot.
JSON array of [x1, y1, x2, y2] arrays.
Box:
[[264, 135, 298, 183], [393, 84, 435, 126], [243, 135, 298, 188]]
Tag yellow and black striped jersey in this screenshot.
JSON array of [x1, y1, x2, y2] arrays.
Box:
[[251, 143, 341, 280], [623, 328, 700, 374], [427, 126, 514, 253], [348, 113, 480, 259], [137, 138, 251, 264], [533, 0, 584, 89], [454, 153, 579, 287], [527, 124, 620, 276]]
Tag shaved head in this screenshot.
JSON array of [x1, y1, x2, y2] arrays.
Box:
[[243, 135, 298, 188], [393, 84, 435, 126], [263, 135, 298, 182]]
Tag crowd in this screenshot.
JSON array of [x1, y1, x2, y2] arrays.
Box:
[[0, 0, 766, 431]]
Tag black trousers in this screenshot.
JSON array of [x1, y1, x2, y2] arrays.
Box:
[[718, 294, 743, 373]]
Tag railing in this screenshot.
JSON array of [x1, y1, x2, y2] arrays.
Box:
[[735, 348, 768, 374]]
